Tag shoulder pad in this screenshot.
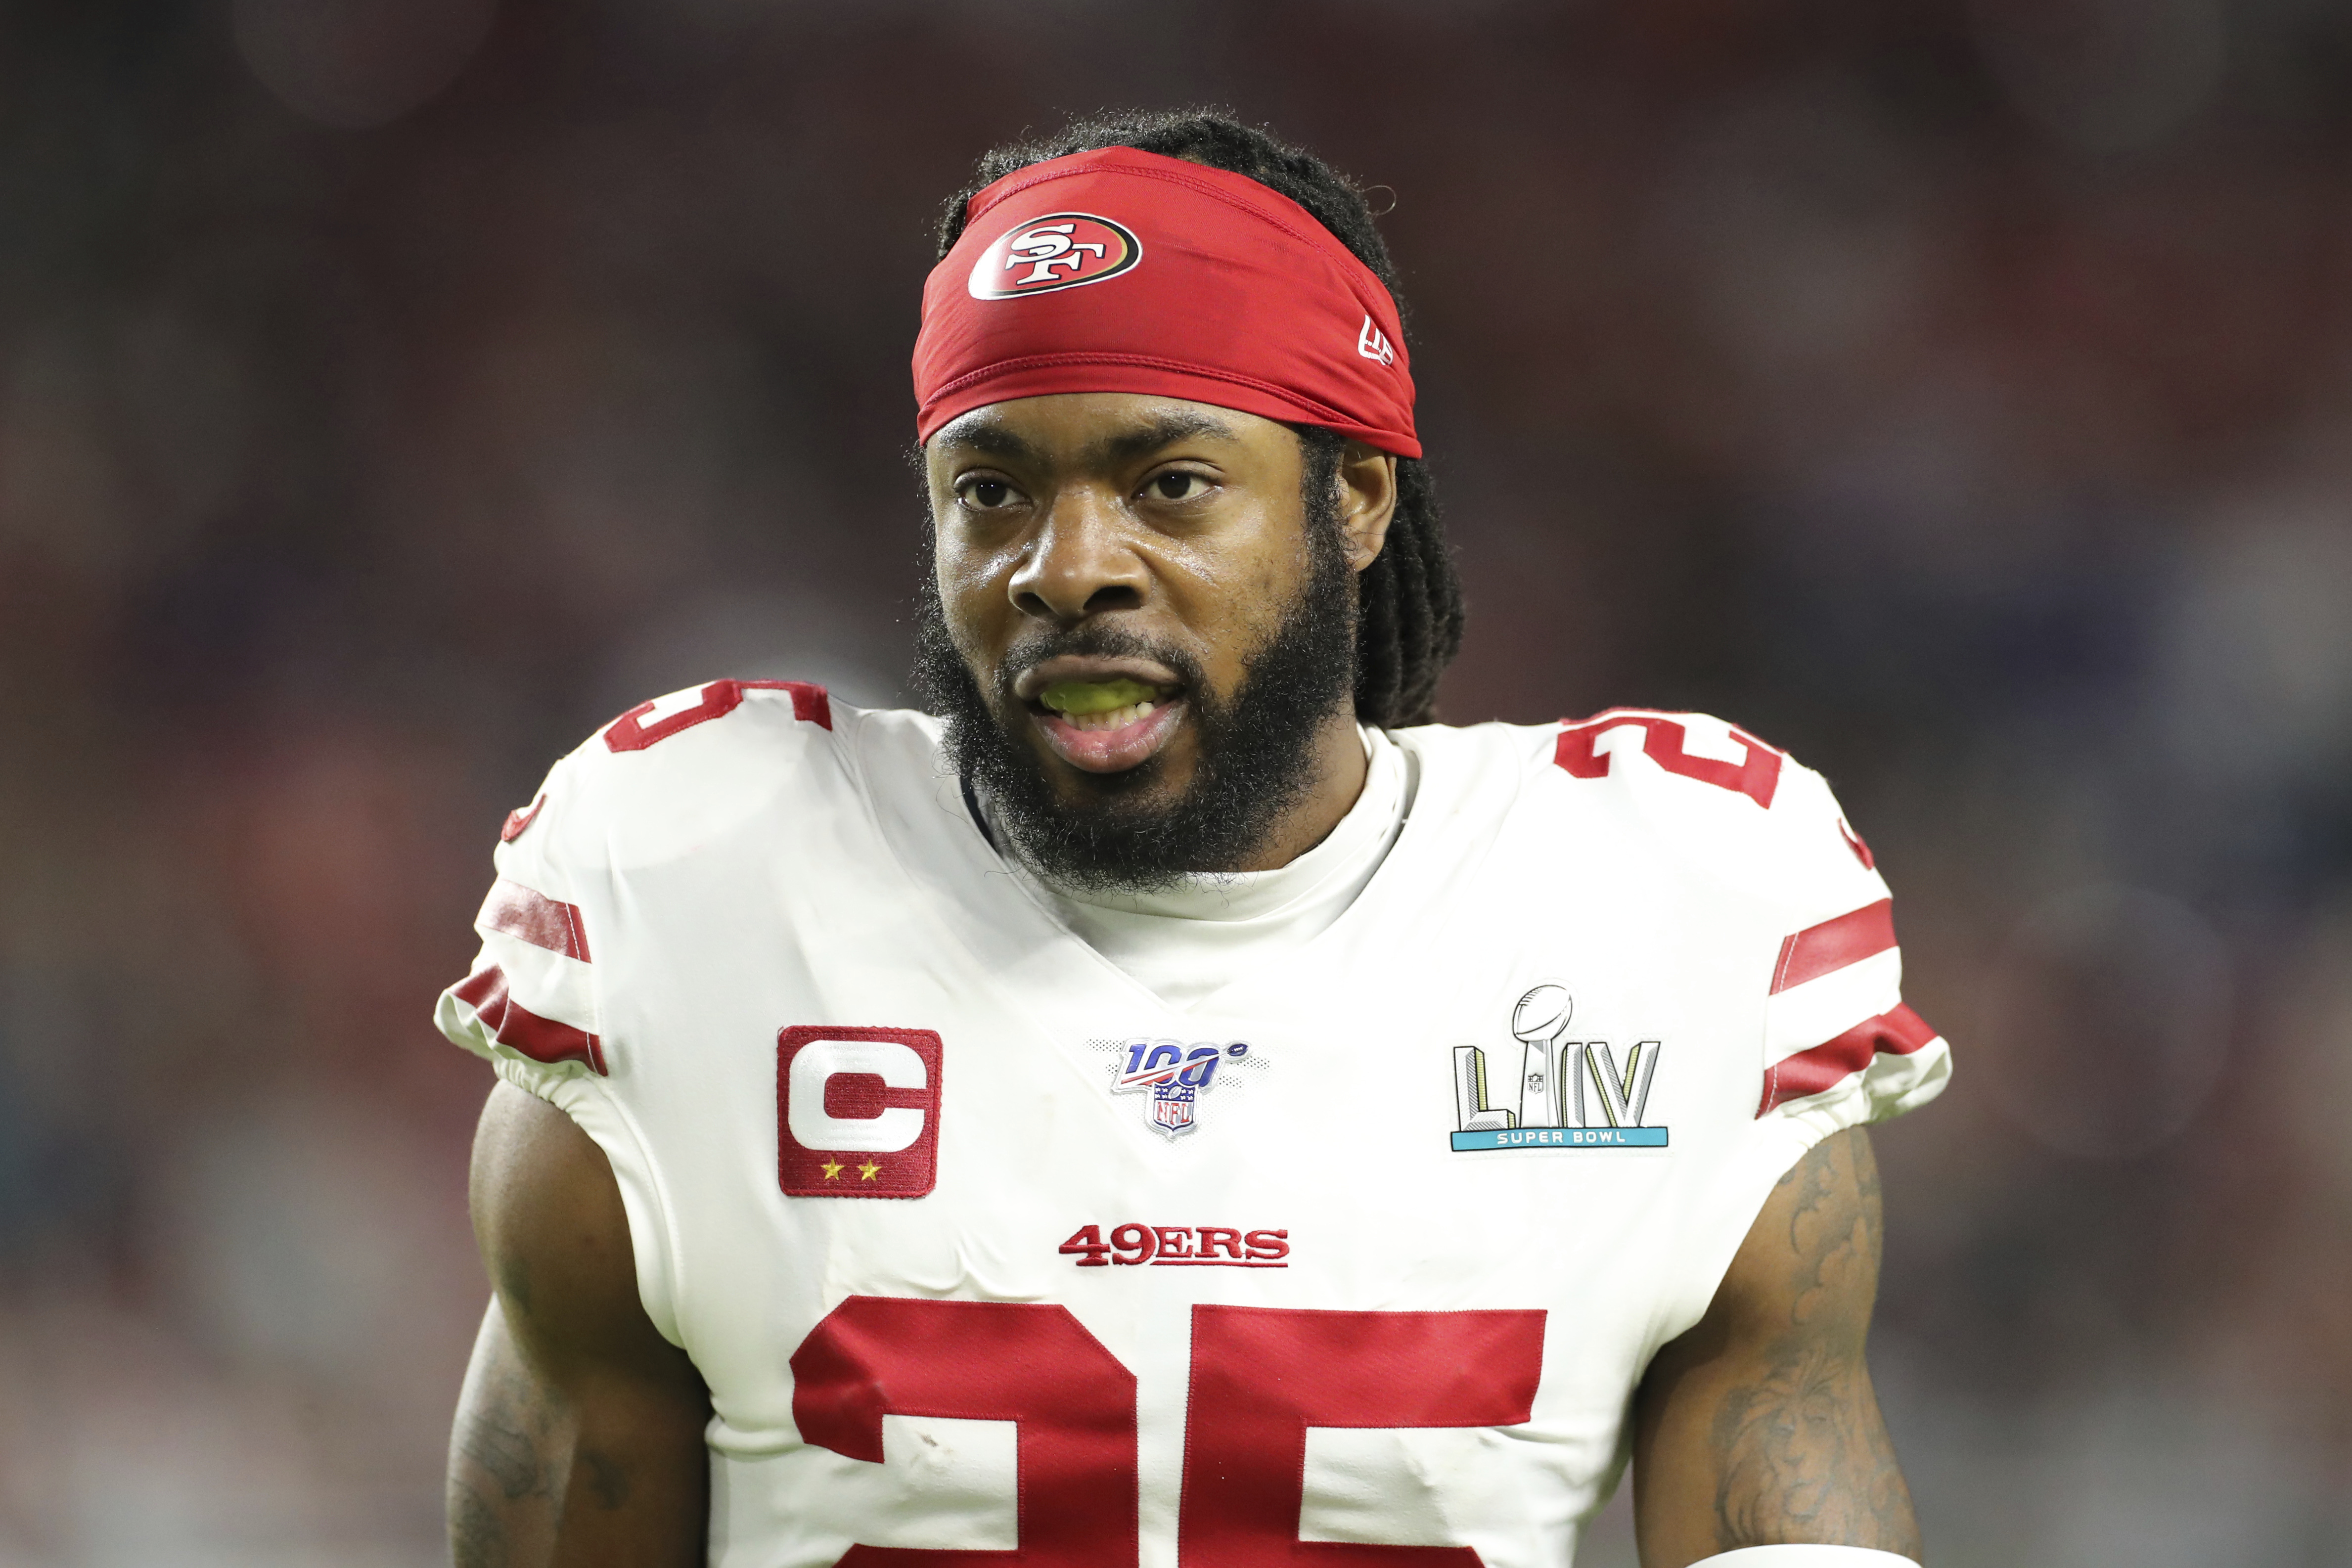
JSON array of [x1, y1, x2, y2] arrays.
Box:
[[503, 679, 851, 877], [1537, 708, 1887, 927], [599, 678, 832, 753]]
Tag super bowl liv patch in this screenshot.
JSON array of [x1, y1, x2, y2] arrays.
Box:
[[1449, 985, 1668, 1150]]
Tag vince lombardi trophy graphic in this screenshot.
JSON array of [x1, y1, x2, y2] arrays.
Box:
[[1513, 984, 1580, 1129]]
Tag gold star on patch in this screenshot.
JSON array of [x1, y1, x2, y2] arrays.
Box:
[[858, 1162, 882, 1181], [820, 1160, 843, 1180]]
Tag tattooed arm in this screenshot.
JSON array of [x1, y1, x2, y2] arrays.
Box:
[[451, 1083, 712, 1568], [1630, 1127, 1922, 1567]]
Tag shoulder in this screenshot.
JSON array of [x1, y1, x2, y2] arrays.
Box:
[[439, 681, 928, 1083], [500, 680, 934, 882], [1405, 708, 1886, 930], [1520, 709, 1948, 1125], [1406, 712, 1950, 1138]]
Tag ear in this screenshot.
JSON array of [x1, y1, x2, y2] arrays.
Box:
[[1334, 441, 1399, 573]]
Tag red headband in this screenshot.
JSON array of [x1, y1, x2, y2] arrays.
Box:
[[912, 146, 1420, 458]]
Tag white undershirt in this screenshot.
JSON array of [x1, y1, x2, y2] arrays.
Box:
[[991, 727, 1414, 1012]]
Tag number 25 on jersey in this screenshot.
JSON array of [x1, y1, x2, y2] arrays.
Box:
[[792, 1296, 1545, 1565]]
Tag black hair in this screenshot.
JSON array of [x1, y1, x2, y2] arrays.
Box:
[[935, 108, 1466, 727]]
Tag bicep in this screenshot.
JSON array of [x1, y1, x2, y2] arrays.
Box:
[[1630, 1127, 1921, 1568], [451, 1082, 711, 1568]]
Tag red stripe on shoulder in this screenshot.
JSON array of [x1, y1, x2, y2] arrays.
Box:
[[604, 678, 832, 753], [453, 966, 607, 1075], [740, 679, 832, 730], [478, 878, 592, 962], [499, 793, 545, 843], [1757, 1003, 1938, 1116], [1770, 898, 1897, 994]]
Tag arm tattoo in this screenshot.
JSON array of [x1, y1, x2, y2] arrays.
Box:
[[462, 1411, 548, 1502], [451, 1340, 556, 1567], [448, 1328, 653, 1564], [1708, 1132, 1921, 1556], [451, 1487, 509, 1568]]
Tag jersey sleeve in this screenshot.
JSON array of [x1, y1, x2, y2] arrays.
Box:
[[1744, 757, 1950, 1141], [1549, 708, 1952, 1141], [428, 735, 677, 1345], [435, 676, 846, 1093], [433, 752, 609, 1093]]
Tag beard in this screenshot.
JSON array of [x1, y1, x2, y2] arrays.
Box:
[[914, 510, 1358, 895]]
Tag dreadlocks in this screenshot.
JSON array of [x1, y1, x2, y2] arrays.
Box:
[[935, 109, 1467, 728]]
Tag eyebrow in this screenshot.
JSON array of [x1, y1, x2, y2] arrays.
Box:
[[932, 421, 1048, 465], [933, 408, 1242, 470], [1085, 410, 1240, 467]]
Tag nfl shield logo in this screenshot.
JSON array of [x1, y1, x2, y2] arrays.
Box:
[[1105, 1037, 1259, 1140], [1152, 1083, 1196, 1133]]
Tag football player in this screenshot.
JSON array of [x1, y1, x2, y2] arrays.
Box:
[[440, 111, 1950, 1568]]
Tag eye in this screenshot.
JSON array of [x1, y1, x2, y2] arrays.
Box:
[[957, 477, 1018, 511], [1147, 471, 1209, 502]]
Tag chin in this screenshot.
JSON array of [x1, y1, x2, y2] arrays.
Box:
[[1039, 742, 1177, 803]]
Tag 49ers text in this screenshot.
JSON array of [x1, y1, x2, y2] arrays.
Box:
[[1060, 1224, 1289, 1268]]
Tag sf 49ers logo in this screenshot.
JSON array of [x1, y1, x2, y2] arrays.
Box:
[[967, 212, 1142, 299]]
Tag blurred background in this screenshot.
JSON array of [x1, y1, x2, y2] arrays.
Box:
[[0, 0, 2349, 1562]]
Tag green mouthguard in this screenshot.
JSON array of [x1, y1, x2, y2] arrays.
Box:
[[1040, 678, 1159, 716]]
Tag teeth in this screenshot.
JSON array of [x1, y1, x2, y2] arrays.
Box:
[[1040, 677, 1162, 716], [1065, 700, 1155, 733]]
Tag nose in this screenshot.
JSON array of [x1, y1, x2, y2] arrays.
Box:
[[1007, 490, 1146, 623]]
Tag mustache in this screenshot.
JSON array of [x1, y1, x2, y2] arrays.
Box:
[[993, 623, 1209, 705]]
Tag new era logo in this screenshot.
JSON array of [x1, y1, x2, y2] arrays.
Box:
[[777, 1026, 942, 1197], [1357, 314, 1397, 367]]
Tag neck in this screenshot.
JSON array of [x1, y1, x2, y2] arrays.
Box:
[[1224, 708, 1369, 873]]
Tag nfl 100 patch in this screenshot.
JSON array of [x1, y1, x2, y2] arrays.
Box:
[[1448, 985, 1668, 1151], [1095, 1036, 1266, 1139]]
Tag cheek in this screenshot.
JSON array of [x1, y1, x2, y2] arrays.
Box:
[[1161, 514, 1313, 682], [933, 533, 1018, 662], [1214, 512, 1326, 616]]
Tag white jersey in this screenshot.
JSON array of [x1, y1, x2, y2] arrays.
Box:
[[436, 679, 1950, 1568]]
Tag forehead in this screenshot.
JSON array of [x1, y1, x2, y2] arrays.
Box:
[[926, 393, 1294, 468]]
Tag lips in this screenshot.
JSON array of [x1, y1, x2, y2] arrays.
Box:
[[1014, 658, 1188, 774], [1014, 655, 1183, 705], [1036, 697, 1187, 772]]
